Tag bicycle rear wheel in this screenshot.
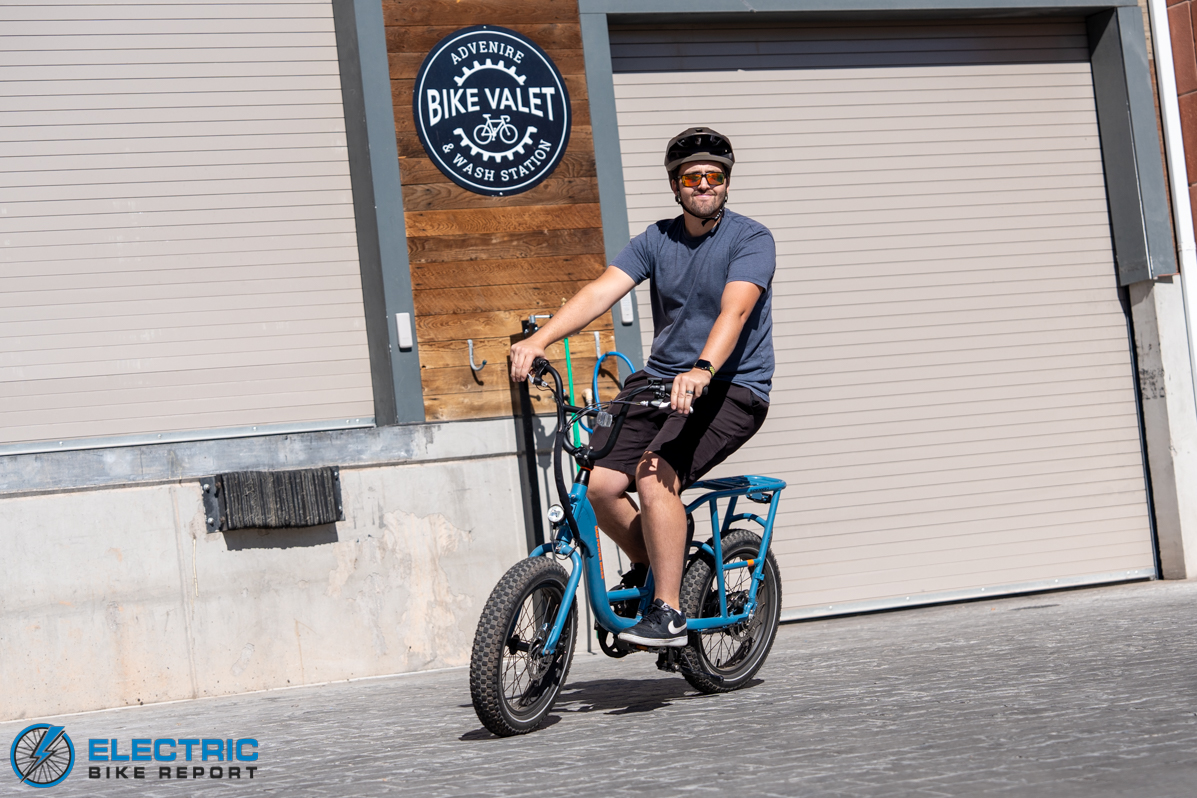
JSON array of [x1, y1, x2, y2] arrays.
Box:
[[678, 528, 781, 693], [470, 557, 578, 736]]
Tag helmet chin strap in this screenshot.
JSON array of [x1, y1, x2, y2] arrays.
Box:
[[679, 192, 727, 223]]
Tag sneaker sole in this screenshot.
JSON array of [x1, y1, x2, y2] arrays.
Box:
[[616, 630, 688, 647]]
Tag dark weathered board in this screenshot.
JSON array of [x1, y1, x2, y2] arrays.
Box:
[[386, 3, 610, 420], [386, 24, 583, 53], [410, 254, 607, 289], [401, 177, 599, 212], [407, 228, 606, 264]]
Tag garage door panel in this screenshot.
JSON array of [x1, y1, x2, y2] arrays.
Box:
[[728, 416, 1139, 464], [632, 185, 1107, 216], [613, 18, 1152, 617], [772, 276, 1116, 307], [612, 20, 1086, 43], [774, 487, 1147, 541], [721, 440, 1143, 485], [622, 137, 1104, 172], [771, 293, 1118, 325], [625, 164, 1105, 198], [762, 493, 1148, 550], [611, 31, 1089, 57], [775, 327, 1127, 362], [611, 49, 1093, 73], [754, 451, 1141, 498], [617, 86, 1098, 116], [723, 421, 1139, 470], [756, 380, 1139, 423], [613, 64, 1094, 91], [780, 548, 1150, 607], [776, 336, 1128, 370], [787, 468, 1146, 517], [785, 527, 1150, 578], [771, 258, 1115, 289], [764, 400, 1138, 444], [773, 304, 1121, 333]]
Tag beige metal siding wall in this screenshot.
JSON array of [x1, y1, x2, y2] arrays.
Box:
[[0, 1, 374, 450], [611, 20, 1156, 617]]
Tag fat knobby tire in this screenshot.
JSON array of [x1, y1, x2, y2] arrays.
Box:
[[678, 528, 782, 694], [469, 556, 577, 736]]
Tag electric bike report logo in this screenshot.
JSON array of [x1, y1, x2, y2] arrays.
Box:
[[413, 25, 571, 196], [10, 725, 74, 788]]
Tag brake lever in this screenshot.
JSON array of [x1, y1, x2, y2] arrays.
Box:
[[643, 383, 709, 408]]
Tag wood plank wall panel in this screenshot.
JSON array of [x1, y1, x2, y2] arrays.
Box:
[[0, 1, 375, 448], [384, 0, 617, 421]]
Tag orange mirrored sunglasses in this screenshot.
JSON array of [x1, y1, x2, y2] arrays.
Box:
[[677, 171, 727, 188]]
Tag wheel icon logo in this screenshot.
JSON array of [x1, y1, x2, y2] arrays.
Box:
[[10, 725, 74, 788]]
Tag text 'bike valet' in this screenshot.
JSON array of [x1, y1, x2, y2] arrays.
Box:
[[469, 357, 786, 736]]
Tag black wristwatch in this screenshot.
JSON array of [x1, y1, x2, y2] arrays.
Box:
[[693, 359, 716, 377]]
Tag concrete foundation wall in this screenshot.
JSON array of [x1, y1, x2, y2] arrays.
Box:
[[0, 454, 529, 722]]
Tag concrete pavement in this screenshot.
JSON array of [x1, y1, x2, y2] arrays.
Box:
[[5, 579, 1196, 797]]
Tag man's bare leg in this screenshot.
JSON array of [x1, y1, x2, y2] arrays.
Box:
[[635, 453, 687, 609], [587, 466, 649, 564]]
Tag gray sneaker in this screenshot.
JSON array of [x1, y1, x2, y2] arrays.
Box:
[[617, 598, 688, 647]]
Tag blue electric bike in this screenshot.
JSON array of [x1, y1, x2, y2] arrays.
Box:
[[469, 358, 785, 736]]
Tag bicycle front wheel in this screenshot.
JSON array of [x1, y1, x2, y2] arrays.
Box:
[[678, 528, 781, 693], [469, 556, 578, 736]]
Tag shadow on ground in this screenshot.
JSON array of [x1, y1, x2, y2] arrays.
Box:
[[459, 675, 766, 739]]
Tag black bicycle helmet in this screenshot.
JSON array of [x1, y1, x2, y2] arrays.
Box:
[[664, 127, 735, 177]]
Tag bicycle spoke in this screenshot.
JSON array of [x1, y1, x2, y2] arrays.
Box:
[[499, 585, 565, 711]]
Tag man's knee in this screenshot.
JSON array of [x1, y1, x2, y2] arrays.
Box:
[[589, 467, 632, 507], [635, 453, 680, 496]]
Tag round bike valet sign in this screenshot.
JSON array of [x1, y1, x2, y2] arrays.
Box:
[[413, 26, 571, 196]]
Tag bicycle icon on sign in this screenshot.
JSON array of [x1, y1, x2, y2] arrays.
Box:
[[473, 114, 518, 146]]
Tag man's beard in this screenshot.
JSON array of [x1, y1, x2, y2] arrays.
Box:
[[681, 190, 727, 221]]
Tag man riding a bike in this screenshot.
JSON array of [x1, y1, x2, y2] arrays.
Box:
[[510, 127, 775, 648]]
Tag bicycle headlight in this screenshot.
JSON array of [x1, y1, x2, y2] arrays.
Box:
[[547, 505, 565, 524]]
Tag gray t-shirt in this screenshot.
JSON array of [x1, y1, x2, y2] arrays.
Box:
[[613, 208, 775, 401]]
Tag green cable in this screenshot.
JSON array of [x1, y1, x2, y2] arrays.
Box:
[[562, 336, 582, 452]]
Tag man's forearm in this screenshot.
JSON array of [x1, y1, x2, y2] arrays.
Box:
[[698, 309, 751, 371]]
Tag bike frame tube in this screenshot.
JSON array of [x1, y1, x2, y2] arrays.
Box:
[[541, 546, 584, 655]]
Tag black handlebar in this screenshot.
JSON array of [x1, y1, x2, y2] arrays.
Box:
[[530, 357, 629, 462]]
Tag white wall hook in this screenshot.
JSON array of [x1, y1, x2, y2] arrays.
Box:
[[468, 339, 487, 372]]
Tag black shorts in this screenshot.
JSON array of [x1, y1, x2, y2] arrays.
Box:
[[588, 371, 769, 489]]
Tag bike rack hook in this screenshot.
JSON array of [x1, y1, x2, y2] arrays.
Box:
[[467, 339, 487, 372]]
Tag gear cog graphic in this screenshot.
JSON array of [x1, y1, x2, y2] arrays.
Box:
[[454, 59, 527, 87]]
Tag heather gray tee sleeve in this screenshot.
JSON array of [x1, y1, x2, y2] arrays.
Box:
[[611, 221, 665, 285]]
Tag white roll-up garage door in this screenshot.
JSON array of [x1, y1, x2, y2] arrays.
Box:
[[0, 1, 374, 451], [611, 18, 1156, 618]]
